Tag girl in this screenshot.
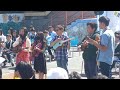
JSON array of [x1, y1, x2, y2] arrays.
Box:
[[13, 27, 31, 65], [31, 32, 47, 79]]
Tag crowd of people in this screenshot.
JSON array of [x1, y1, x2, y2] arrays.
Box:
[[78, 16, 120, 79], [0, 16, 120, 79]]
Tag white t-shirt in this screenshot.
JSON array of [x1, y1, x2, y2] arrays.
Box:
[[0, 34, 6, 42]]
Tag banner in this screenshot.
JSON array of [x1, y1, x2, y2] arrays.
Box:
[[0, 13, 24, 23], [66, 19, 97, 46]]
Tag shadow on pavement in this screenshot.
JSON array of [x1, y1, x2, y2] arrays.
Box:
[[2, 66, 10, 68], [8, 67, 15, 70], [46, 59, 56, 62], [80, 74, 86, 77]]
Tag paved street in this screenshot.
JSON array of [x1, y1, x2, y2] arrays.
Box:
[[2, 47, 120, 79]]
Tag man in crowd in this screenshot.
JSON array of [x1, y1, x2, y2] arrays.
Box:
[[50, 25, 70, 73], [43, 30, 54, 60], [78, 22, 100, 79], [87, 16, 115, 78], [48, 26, 57, 40]]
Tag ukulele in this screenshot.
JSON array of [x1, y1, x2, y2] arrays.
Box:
[[53, 37, 75, 50]]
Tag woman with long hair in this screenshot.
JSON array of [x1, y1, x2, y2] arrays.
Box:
[[31, 32, 47, 79], [13, 27, 31, 65]]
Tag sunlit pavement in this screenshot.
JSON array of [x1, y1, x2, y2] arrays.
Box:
[[2, 47, 120, 79]]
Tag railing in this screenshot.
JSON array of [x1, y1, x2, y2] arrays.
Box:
[[67, 11, 81, 24], [42, 11, 95, 30], [42, 11, 65, 30]]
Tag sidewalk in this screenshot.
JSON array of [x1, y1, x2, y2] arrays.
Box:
[[3, 73, 14, 79], [2, 49, 120, 79], [2, 51, 83, 79]]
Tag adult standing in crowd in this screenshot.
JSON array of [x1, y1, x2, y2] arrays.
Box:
[[87, 16, 115, 78], [13, 27, 31, 65], [48, 26, 57, 60], [50, 25, 70, 73], [48, 26, 57, 41], [111, 31, 120, 69], [79, 22, 100, 79], [31, 32, 47, 79], [43, 30, 54, 60]]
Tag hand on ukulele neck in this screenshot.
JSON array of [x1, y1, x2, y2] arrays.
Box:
[[56, 38, 62, 43]]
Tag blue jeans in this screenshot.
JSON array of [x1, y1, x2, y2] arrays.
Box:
[[84, 59, 97, 79], [99, 62, 112, 78], [56, 59, 68, 73], [4, 52, 13, 63]]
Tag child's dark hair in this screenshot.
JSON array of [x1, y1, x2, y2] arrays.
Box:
[[69, 71, 81, 79], [87, 22, 98, 31], [35, 32, 46, 48], [15, 61, 35, 79], [99, 16, 110, 26]]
